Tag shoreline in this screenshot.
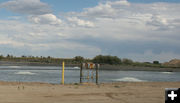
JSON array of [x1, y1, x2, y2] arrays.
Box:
[[0, 80, 180, 85], [0, 61, 180, 72], [0, 81, 180, 103], [100, 65, 180, 72]]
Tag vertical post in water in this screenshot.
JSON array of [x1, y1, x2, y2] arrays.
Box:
[[61, 61, 65, 85], [80, 63, 83, 83], [96, 64, 99, 84]]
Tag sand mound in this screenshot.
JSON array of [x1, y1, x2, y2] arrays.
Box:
[[163, 59, 180, 67]]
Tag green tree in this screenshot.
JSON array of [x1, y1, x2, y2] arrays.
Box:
[[122, 58, 133, 65], [153, 61, 159, 64], [6, 54, 10, 58], [93, 55, 121, 65], [0, 55, 3, 60], [74, 56, 84, 63]]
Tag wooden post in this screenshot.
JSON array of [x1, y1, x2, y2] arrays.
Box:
[[80, 63, 83, 83], [96, 64, 99, 84], [61, 61, 65, 84]]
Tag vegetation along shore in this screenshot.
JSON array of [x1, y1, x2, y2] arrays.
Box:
[[0, 54, 180, 71]]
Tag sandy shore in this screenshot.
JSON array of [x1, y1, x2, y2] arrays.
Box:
[[0, 81, 179, 103]]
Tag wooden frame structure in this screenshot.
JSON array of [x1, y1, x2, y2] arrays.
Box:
[[80, 63, 99, 84]]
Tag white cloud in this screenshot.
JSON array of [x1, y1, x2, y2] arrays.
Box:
[[28, 14, 62, 25], [108, 0, 130, 6], [82, 3, 116, 18], [0, 0, 51, 15], [7, 16, 21, 20], [71, 1, 180, 42], [0, 35, 24, 47], [67, 17, 94, 27], [0, 0, 180, 61], [0, 19, 101, 57]]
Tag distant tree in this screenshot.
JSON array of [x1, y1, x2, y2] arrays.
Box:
[[7, 54, 10, 58], [0, 55, 3, 60], [122, 58, 133, 65], [48, 56, 51, 59], [153, 61, 159, 64], [74, 56, 84, 63], [144, 62, 151, 64], [21, 55, 26, 58], [93, 55, 121, 65]]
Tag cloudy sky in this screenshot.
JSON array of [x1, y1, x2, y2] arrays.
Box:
[[0, 0, 180, 62]]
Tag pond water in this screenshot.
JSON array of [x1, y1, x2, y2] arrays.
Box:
[[0, 66, 180, 84]]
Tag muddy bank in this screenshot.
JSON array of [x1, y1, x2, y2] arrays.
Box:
[[100, 64, 180, 72], [0, 61, 79, 67]]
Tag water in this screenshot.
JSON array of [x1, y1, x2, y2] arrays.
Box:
[[0, 66, 180, 84]]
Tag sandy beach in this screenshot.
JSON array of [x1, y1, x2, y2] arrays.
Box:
[[0, 81, 179, 103]]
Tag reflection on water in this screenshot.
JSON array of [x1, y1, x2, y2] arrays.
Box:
[[112, 77, 146, 82], [15, 71, 36, 75], [0, 66, 180, 84], [161, 72, 174, 74]]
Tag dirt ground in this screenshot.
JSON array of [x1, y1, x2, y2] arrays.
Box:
[[0, 81, 179, 103]]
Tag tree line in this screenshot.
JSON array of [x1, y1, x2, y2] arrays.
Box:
[[0, 54, 160, 66]]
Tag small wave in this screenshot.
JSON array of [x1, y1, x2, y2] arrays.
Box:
[[8, 66, 21, 68], [15, 71, 36, 75], [113, 77, 145, 82], [73, 67, 80, 69], [161, 72, 173, 74]]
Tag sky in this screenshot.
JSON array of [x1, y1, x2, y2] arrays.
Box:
[[0, 0, 180, 62]]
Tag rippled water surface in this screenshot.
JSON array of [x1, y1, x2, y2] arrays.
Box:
[[0, 66, 180, 84]]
